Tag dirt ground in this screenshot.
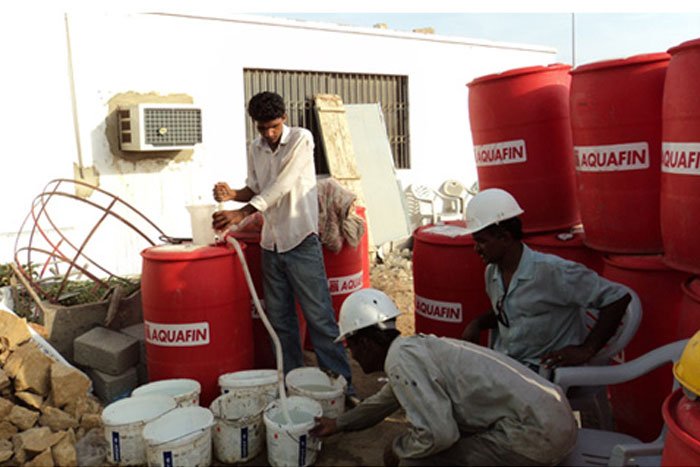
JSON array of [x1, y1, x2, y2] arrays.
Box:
[[240, 249, 415, 466]]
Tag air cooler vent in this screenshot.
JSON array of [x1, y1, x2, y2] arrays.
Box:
[[118, 103, 202, 152]]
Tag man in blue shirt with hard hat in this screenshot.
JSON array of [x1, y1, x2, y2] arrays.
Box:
[[460, 188, 631, 374]]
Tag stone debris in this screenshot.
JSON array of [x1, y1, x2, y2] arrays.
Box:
[[0, 310, 103, 466], [370, 248, 415, 335]]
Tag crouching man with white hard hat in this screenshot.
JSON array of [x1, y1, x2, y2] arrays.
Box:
[[461, 188, 631, 373], [311, 288, 577, 466]]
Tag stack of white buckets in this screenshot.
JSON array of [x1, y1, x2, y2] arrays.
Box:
[[100, 230, 349, 466]]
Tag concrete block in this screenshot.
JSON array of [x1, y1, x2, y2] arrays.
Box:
[[74, 327, 138, 375], [87, 367, 138, 404], [119, 322, 146, 364]]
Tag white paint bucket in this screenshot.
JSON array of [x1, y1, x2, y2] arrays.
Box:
[[209, 391, 268, 463], [218, 369, 278, 404], [286, 367, 347, 419], [186, 204, 217, 245], [263, 396, 323, 467], [142, 406, 214, 467], [132, 378, 201, 407], [102, 394, 177, 466]]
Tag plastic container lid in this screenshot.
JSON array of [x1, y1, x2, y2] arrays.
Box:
[[603, 254, 670, 272], [571, 52, 670, 75], [219, 369, 278, 388], [668, 37, 700, 55], [468, 63, 571, 87], [102, 394, 177, 427], [141, 243, 239, 261], [413, 221, 476, 246]]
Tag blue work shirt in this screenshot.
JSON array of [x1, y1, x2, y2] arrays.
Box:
[[486, 245, 628, 367]]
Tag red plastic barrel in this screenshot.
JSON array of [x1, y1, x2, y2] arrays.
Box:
[[141, 244, 254, 406], [467, 64, 579, 233], [570, 53, 670, 254], [226, 231, 307, 370], [678, 277, 700, 340], [412, 221, 490, 344], [303, 206, 370, 350], [662, 388, 700, 466], [661, 38, 700, 274], [523, 229, 604, 274], [603, 255, 689, 441]]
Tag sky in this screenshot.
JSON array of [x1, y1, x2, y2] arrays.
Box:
[[260, 11, 700, 66]]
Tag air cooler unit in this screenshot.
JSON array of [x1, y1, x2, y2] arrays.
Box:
[[118, 103, 202, 151]]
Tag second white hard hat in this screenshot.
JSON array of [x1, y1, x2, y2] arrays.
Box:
[[335, 288, 402, 343], [464, 188, 524, 234]]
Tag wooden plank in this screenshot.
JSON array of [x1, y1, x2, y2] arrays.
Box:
[[314, 94, 360, 180]]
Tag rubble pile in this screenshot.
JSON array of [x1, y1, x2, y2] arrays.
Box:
[[370, 248, 415, 336], [0, 311, 104, 466]]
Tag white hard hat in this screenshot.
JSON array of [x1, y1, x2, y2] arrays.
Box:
[[335, 288, 402, 343], [464, 188, 524, 234]]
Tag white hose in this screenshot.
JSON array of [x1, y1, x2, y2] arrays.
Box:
[[227, 236, 292, 425]]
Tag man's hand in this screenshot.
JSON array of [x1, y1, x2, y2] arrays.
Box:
[[213, 182, 236, 202], [212, 210, 246, 230], [383, 440, 399, 467], [310, 417, 338, 437], [460, 320, 482, 343], [541, 344, 597, 368]]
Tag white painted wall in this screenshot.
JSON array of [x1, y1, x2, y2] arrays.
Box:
[[0, 12, 556, 275]]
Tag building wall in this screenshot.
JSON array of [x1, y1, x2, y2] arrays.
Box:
[[0, 12, 556, 275]]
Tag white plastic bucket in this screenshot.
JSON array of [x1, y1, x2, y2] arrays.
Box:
[[210, 391, 268, 463], [263, 396, 323, 467], [218, 369, 279, 404], [142, 406, 214, 467], [102, 394, 177, 466], [131, 379, 201, 407], [286, 367, 347, 419], [186, 204, 217, 245]]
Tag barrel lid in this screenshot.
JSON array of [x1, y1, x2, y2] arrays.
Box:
[[571, 52, 670, 75], [603, 254, 670, 271], [467, 63, 571, 87], [141, 243, 236, 261], [524, 229, 585, 249], [682, 276, 700, 302], [413, 221, 476, 246], [668, 37, 700, 56]]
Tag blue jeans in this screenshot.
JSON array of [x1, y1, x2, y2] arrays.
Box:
[[262, 234, 353, 390]]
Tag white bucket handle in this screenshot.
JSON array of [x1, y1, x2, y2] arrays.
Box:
[[147, 421, 215, 448]]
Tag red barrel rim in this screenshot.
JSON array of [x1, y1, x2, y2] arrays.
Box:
[[141, 243, 240, 261], [467, 63, 571, 87], [602, 254, 670, 271], [571, 52, 670, 75], [524, 230, 586, 248], [668, 37, 700, 55], [662, 388, 700, 454], [682, 276, 700, 303], [413, 221, 476, 246]]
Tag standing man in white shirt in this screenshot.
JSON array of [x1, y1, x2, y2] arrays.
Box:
[[212, 91, 354, 394]]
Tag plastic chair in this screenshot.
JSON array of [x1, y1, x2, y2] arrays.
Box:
[[555, 339, 689, 466], [405, 184, 464, 225], [438, 179, 478, 218]]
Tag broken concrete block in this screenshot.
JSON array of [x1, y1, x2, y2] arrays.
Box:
[[0, 397, 14, 418], [8, 404, 39, 430], [87, 367, 138, 403], [63, 395, 102, 420], [50, 363, 91, 408], [15, 391, 43, 410], [79, 414, 102, 431], [74, 327, 139, 375], [51, 433, 77, 467], [5, 341, 53, 395], [120, 322, 147, 365], [0, 421, 18, 440], [42, 300, 108, 360], [0, 368, 9, 390], [25, 447, 54, 467], [0, 310, 32, 350], [39, 407, 78, 432]]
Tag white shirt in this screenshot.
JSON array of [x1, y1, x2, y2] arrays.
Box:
[[246, 125, 319, 253], [338, 335, 577, 464]]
